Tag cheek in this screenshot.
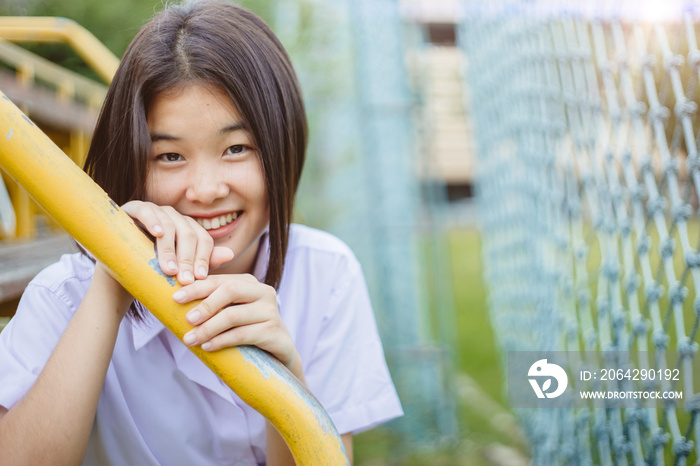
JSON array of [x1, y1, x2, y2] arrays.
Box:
[[143, 171, 177, 205], [142, 173, 157, 203], [236, 164, 267, 209]]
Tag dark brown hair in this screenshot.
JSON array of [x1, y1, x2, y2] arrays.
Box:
[[84, 0, 307, 291]]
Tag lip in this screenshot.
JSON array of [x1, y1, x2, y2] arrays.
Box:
[[190, 210, 242, 240], [189, 210, 238, 220]]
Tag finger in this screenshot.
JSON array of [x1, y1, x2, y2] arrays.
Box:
[[123, 201, 178, 275], [173, 273, 261, 301], [198, 321, 289, 358], [157, 206, 199, 285], [194, 319, 277, 352], [197, 324, 255, 352], [122, 200, 166, 238], [185, 281, 267, 328], [183, 216, 215, 280], [183, 302, 269, 348], [203, 301, 271, 335], [210, 247, 234, 270], [154, 213, 181, 276], [200, 324, 261, 352]]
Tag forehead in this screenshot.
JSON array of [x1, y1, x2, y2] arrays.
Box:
[[147, 84, 244, 133]]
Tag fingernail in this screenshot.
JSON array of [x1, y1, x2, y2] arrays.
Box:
[[153, 225, 163, 235], [186, 310, 200, 324], [173, 290, 186, 302], [167, 261, 177, 272], [182, 271, 194, 283], [183, 331, 196, 346], [198, 266, 207, 277], [201, 342, 212, 351]]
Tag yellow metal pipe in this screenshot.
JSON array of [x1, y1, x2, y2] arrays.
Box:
[[0, 38, 108, 105], [0, 93, 348, 464], [0, 17, 118, 84]]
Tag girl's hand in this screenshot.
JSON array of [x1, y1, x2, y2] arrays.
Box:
[[121, 201, 234, 285], [172, 274, 304, 380]]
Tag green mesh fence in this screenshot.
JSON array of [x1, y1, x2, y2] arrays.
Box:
[[461, 2, 700, 464]]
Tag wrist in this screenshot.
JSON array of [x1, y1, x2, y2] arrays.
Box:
[[286, 351, 306, 385], [92, 263, 134, 317]]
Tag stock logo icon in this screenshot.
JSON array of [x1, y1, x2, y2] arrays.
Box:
[[528, 359, 568, 399]]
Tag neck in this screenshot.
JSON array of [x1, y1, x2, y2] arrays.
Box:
[[214, 234, 265, 279]]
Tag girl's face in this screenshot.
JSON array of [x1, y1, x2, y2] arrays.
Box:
[[145, 84, 269, 275]]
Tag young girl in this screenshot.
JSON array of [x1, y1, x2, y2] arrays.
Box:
[[0, 1, 403, 464]]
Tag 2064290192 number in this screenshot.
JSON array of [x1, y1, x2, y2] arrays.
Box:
[[600, 368, 680, 381]]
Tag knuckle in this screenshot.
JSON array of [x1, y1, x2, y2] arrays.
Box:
[[161, 205, 178, 216], [159, 216, 176, 231], [187, 216, 204, 229], [200, 237, 214, 251], [199, 300, 215, 317], [220, 330, 242, 348], [223, 309, 239, 328], [223, 280, 238, 295], [260, 284, 277, 300], [200, 233, 214, 246], [177, 257, 195, 268], [179, 229, 197, 242], [232, 326, 249, 344], [195, 258, 210, 269]]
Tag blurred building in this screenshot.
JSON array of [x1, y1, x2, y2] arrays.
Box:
[[401, 0, 476, 205]]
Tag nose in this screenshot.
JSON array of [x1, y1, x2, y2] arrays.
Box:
[[185, 161, 230, 204]]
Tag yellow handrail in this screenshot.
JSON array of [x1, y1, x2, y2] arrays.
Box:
[[0, 17, 118, 84], [0, 37, 107, 107]]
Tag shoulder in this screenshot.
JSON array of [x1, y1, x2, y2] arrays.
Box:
[[24, 252, 95, 312], [280, 225, 368, 318], [286, 224, 361, 275]]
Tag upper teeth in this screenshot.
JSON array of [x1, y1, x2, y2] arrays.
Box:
[[197, 212, 238, 230]]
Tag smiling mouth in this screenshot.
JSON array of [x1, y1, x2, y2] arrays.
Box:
[[195, 211, 242, 230]]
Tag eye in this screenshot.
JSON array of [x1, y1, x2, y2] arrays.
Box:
[[156, 153, 184, 162], [224, 145, 248, 157]]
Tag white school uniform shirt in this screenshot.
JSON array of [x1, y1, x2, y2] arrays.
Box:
[[0, 224, 403, 465]]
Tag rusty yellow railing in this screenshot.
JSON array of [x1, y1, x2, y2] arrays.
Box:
[[0, 18, 348, 465], [0, 37, 108, 107], [0, 17, 118, 84]]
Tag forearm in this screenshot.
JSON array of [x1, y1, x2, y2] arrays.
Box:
[[0, 273, 129, 465], [265, 423, 354, 466]]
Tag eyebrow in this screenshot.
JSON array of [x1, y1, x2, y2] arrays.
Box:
[[150, 122, 249, 142]]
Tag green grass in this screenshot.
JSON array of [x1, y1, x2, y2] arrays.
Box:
[[354, 228, 529, 465]]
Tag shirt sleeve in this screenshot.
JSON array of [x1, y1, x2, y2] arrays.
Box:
[[0, 281, 75, 409], [302, 256, 403, 435]]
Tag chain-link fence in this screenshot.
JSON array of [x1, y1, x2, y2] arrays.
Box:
[[461, 1, 700, 463]]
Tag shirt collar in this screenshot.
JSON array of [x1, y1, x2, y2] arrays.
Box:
[[252, 229, 270, 283], [131, 303, 166, 351]]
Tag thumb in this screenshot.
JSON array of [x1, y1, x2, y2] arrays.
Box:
[[210, 246, 234, 269]]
